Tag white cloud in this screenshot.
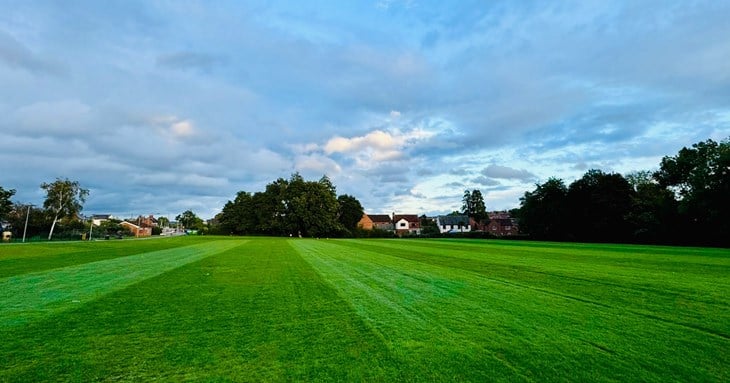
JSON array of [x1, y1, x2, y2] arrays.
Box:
[[170, 120, 195, 138], [325, 130, 396, 154], [322, 128, 435, 167], [295, 154, 342, 176]]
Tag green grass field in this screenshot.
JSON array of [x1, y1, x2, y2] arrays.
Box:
[[1, 237, 728, 382]]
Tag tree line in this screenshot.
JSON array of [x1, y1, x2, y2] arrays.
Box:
[[1, 178, 91, 240], [215, 173, 364, 237], [0, 178, 178, 240], [3, 137, 726, 246], [516, 138, 729, 246]]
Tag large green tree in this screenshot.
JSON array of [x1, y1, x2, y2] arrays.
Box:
[[337, 194, 364, 233], [624, 171, 679, 243], [567, 170, 635, 243], [654, 138, 730, 245], [518, 178, 569, 240], [220, 191, 257, 234], [0, 186, 15, 230], [285, 175, 341, 237], [218, 174, 349, 237], [41, 178, 89, 240]]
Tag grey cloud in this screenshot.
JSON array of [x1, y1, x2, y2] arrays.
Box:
[[379, 174, 409, 183], [471, 176, 500, 187], [0, 30, 64, 75], [10, 100, 94, 137], [481, 165, 536, 182], [449, 168, 470, 176], [156, 52, 224, 72], [443, 181, 465, 188]]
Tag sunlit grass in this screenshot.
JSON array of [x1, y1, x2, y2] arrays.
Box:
[[0, 237, 727, 381]]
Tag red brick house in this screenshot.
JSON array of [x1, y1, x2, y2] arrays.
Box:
[[120, 221, 152, 237], [358, 214, 393, 231], [486, 218, 519, 236], [136, 215, 158, 228]]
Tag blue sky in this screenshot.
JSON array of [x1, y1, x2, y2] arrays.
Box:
[[2, 0, 729, 219]]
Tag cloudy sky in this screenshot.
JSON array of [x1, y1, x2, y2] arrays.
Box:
[[2, 1, 729, 219]]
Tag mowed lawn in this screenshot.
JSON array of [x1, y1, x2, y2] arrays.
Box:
[[0, 237, 728, 382]]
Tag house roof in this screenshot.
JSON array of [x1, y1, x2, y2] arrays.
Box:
[[393, 214, 419, 223], [368, 214, 392, 223], [491, 218, 516, 226], [488, 211, 512, 220], [92, 214, 111, 219], [120, 221, 141, 229], [438, 215, 470, 225]]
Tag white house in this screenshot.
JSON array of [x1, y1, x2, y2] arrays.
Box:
[[436, 215, 471, 234], [91, 214, 115, 226], [393, 214, 421, 236]]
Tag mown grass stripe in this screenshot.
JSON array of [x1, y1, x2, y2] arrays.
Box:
[[292, 239, 540, 381], [336, 239, 730, 337], [0, 236, 214, 278], [292, 239, 729, 382], [0, 238, 401, 382], [0, 240, 245, 328]]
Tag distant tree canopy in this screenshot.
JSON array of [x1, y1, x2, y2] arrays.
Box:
[[654, 138, 729, 244], [41, 178, 88, 240], [5, 203, 50, 238], [0, 186, 16, 229], [176, 210, 204, 230], [517, 137, 729, 246], [462, 189, 488, 223], [157, 216, 170, 227], [218, 173, 363, 237]]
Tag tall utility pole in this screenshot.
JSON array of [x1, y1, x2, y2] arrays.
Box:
[[22, 204, 33, 243]]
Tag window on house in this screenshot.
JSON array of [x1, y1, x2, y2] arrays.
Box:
[[400, 222, 406, 227], [491, 227, 497, 231]]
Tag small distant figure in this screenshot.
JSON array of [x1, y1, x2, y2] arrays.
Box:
[[298, 230, 302, 238]]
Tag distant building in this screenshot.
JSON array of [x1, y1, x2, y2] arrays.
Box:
[[357, 214, 394, 231], [120, 221, 152, 237], [393, 214, 421, 236], [486, 211, 519, 236], [91, 214, 114, 226], [436, 215, 471, 234], [136, 215, 158, 228]]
